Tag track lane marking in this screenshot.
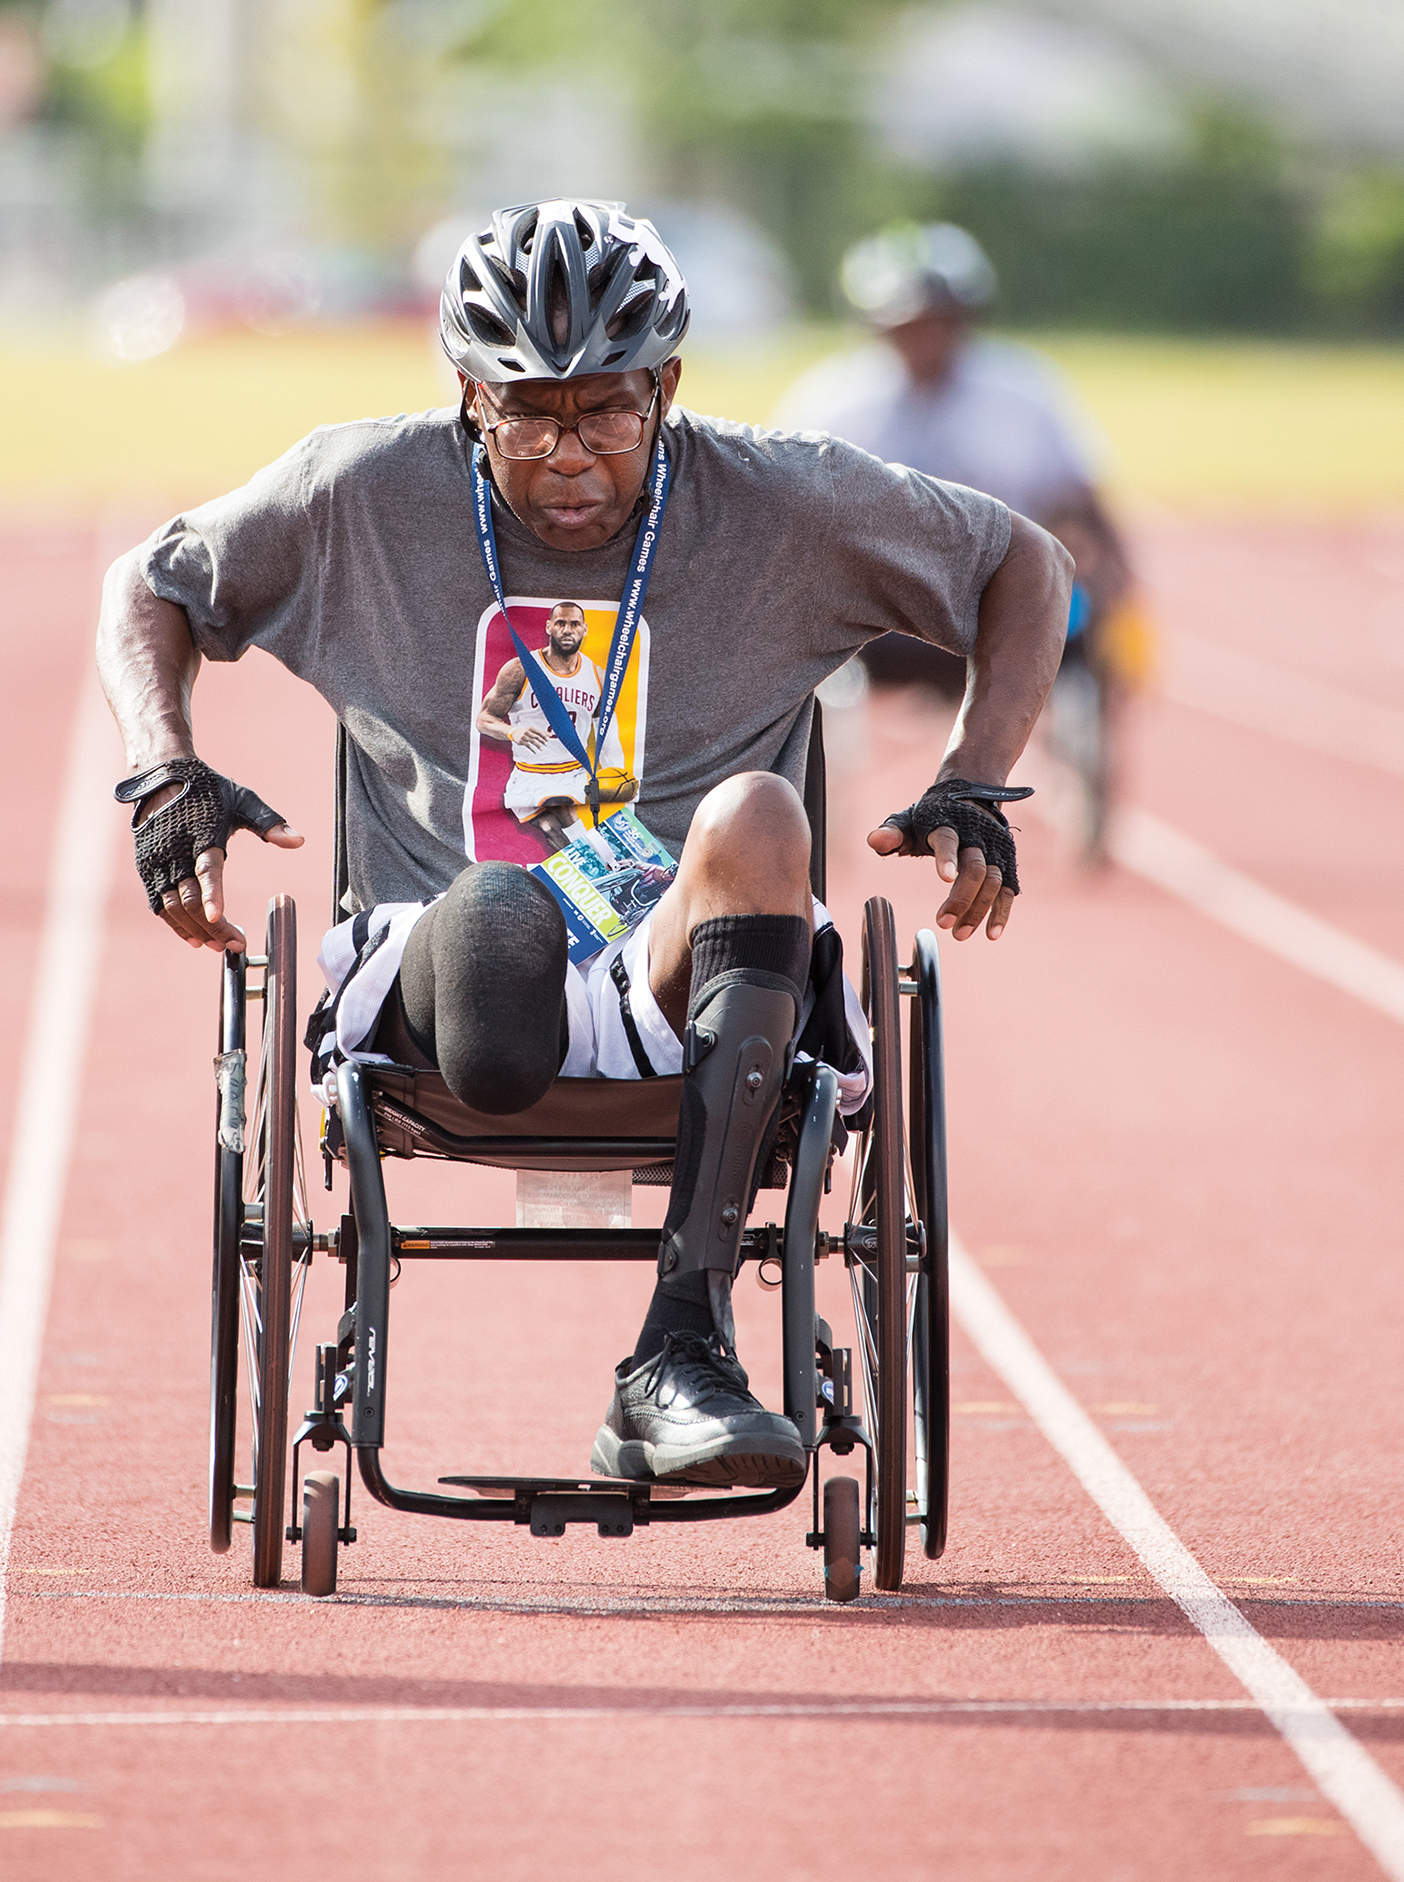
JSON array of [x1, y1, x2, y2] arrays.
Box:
[[1111, 808, 1404, 1025], [1158, 633, 1404, 782], [0, 666, 117, 1663], [948, 1234, 1404, 1880], [3, 1699, 1404, 1728]]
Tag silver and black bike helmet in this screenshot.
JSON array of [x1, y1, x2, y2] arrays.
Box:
[[440, 199, 690, 381], [840, 222, 997, 328]]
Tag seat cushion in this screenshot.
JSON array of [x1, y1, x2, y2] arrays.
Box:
[[365, 1066, 683, 1169]]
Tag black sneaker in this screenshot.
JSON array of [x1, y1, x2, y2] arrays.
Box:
[[590, 1332, 807, 1489]]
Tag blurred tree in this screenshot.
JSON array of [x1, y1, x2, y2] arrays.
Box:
[[1309, 169, 1404, 334], [0, 0, 147, 155], [927, 105, 1310, 333], [454, 0, 916, 308], [446, 9, 1404, 336], [0, 0, 148, 242], [262, 0, 453, 258]]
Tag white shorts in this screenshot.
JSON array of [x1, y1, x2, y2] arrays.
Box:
[[316, 896, 873, 1115], [501, 762, 588, 820]]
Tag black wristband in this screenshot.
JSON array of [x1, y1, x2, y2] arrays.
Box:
[[114, 758, 285, 914], [880, 777, 1033, 894]]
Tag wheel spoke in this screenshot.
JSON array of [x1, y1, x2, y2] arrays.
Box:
[[242, 1049, 268, 1208], [848, 1262, 880, 1458], [237, 1263, 262, 1484], [287, 1246, 311, 1392]]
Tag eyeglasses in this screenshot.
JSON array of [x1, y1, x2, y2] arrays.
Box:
[[476, 388, 658, 461]]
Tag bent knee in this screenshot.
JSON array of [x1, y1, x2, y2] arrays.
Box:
[[688, 774, 811, 888], [692, 771, 809, 846]]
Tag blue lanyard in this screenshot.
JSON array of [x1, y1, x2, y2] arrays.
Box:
[[470, 432, 671, 825]]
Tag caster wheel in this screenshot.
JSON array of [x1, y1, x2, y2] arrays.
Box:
[[823, 1475, 862, 1604], [301, 1471, 340, 1597]]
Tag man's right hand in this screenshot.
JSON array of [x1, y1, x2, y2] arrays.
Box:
[[98, 561, 307, 952], [134, 779, 304, 953]]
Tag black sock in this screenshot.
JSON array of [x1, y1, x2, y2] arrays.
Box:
[[632, 913, 812, 1367], [632, 1270, 712, 1367], [687, 913, 811, 1018]]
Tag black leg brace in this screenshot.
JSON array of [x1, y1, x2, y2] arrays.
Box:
[[398, 862, 570, 1116], [633, 914, 811, 1364]]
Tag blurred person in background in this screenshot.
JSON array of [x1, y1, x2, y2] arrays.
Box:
[[777, 222, 1151, 856]]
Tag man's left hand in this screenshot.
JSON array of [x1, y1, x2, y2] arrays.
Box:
[[866, 821, 1013, 941]]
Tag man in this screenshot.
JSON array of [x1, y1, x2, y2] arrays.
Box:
[[476, 599, 634, 852], [98, 199, 1069, 1492], [775, 221, 1131, 696]]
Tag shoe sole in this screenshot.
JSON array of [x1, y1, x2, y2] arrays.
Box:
[[591, 1426, 805, 1491]]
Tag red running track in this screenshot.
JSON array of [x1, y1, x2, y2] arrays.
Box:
[[1, 513, 1402, 1879]]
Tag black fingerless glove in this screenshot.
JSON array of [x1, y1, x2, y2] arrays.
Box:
[[881, 778, 1034, 894], [114, 758, 287, 915]]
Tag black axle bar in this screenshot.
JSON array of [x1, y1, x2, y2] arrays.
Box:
[[389, 1225, 826, 1262]]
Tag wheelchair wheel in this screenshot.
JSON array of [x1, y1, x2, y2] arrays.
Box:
[[854, 896, 908, 1592], [300, 1471, 340, 1597], [209, 897, 304, 1587], [209, 952, 246, 1553], [823, 1475, 861, 1604], [248, 897, 300, 1587], [908, 929, 950, 1559]]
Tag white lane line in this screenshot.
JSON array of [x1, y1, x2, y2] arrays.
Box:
[[1159, 634, 1404, 782], [1111, 808, 1404, 1026], [0, 667, 118, 1662], [949, 1235, 1404, 1880], [3, 1699, 1404, 1729]]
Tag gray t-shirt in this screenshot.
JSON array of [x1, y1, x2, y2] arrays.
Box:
[[142, 404, 1009, 910]]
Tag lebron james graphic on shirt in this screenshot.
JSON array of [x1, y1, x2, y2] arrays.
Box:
[[471, 599, 643, 857]]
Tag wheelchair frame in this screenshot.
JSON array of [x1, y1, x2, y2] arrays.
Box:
[[209, 706, 951, 1601]]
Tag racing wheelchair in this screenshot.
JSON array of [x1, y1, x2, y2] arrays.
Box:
[[208, 707, 951, 1603]]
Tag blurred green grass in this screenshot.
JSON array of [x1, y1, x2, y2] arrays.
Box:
[[3, 321, 1401, 514]]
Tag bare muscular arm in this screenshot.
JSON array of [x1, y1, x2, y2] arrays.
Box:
[[96, 550, 303, 951], [477, 659, 547, 752], [867, 511, 1071, 940]]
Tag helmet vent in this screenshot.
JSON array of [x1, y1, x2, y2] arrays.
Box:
[[483, 254, 526, 313], [545, 262, 572, 351], [466, 305, 514, 347], [606, 283, 652, 340]]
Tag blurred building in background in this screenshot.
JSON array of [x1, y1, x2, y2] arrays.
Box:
[[1, 0, 1401, 344]]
